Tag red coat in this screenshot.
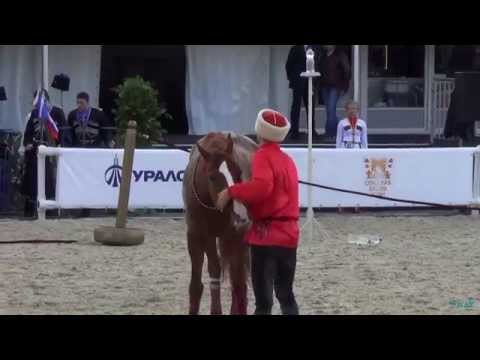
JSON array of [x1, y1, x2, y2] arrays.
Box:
[[228, 142, 299, 248]]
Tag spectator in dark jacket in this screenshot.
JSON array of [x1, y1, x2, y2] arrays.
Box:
[[286, 45, 321, 140], [66, 92, 113, 218], [319, 45, 351, 139], [67, 92, 113, 148]]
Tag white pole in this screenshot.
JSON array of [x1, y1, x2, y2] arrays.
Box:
[[426, 45, 435, 144], [301, 49, 322, 242], [354, 45, 360, 103], [472, 145, 480, 216], [474, 146, 480, 202], [37, 146, 47, 221], [38, 45, 49, 221], [42, 45, 49, 90], [307, 71, 314, 241]]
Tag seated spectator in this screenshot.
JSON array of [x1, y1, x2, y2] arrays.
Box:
[[66, 92, 114, 218], [67, 92, 113, 148], [336, 100, 368, 149]]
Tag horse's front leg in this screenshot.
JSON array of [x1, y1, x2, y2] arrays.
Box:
[[206, 237, 222, 315], [230, 269, 248, 315], [188, 232, 205, 315], [229, 245, 249, 316]]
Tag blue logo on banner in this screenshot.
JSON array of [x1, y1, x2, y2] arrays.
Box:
[[104, 156, 185, 188], [105, 155, 122, 188]]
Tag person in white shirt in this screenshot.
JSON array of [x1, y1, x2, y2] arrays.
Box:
[[336, 100, 368, 149]]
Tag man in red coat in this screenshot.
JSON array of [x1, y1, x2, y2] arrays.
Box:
[[216, 109, 300, 315]]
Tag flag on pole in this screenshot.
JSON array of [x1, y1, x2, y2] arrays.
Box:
[[34, 89, 59, 141]]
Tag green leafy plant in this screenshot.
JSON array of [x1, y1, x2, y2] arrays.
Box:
[[112, 76, 173, 147], [0, 131, 24, 214]]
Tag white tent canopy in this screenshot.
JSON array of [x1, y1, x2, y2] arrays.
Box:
[[186, 45, 291, 135]]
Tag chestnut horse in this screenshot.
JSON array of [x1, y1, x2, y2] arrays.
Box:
[[182, 132, 258, 315]]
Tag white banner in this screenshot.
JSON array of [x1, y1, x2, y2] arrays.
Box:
[[51, 147, 476, 209], [292, 148, 474, 207], [55, 148, 189, 209]]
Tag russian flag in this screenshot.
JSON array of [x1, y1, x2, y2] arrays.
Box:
[[34, 89, 59, 141]]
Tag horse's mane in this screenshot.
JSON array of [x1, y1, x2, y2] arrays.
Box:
[[223, 132, 258, 182], [193, 132, 258, 182]]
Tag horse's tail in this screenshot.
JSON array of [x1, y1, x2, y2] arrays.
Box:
[[218, 236, 251, 287], [244, 247, 252, 288], [218, 238, 230, 284]]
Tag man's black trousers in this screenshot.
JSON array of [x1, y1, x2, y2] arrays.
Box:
[[250, 245, 299, 315]]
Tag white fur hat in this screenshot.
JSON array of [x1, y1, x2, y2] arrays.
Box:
[[255, 109, 291, 143]]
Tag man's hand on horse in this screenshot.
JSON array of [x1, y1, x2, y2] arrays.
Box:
[[216, 189, 231, 212]]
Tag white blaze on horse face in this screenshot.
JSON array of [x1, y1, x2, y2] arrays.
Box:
[[219, 161, 249, 223], [219, 161, 235, 187]]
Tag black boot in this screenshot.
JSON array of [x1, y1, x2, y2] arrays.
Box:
[[80, 209, 91, 218], [280, 301, 300, 315], [45, 209, 58, 219], [254, 307, 273, 315], [24, 199, 37, 220]]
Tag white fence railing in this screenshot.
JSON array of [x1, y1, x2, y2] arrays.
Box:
[[431, 77, 455, 139], [37, 145, 480, 220]]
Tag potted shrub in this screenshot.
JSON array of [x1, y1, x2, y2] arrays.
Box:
[[0, 131, 24, 215], [112, 76, 173, 148]]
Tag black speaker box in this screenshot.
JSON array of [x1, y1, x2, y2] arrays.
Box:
[[51, 74, 70, 92], [452, 72, 480, 124], [0, 86, 6, 101]]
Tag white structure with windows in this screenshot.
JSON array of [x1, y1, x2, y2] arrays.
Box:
[[1, 45, 477, 142]]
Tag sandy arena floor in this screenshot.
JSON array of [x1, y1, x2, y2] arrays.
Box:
[[1, 213, 480, 315]]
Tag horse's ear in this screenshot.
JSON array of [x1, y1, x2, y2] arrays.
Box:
[[197, 143, 210, 161], [226, 133, 233, 155]]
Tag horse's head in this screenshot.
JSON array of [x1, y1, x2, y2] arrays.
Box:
[[196, 133, 242, 203], [196, 132, 249, 229]]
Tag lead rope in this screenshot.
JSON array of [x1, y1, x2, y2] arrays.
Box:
[[159, 136, 477, 210]]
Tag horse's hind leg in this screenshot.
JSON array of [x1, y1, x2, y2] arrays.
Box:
[[188, 232, 205, 315], [229, 261, 248, 315], [228, 236, 248, 315], [206, 237, 222, 315]]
